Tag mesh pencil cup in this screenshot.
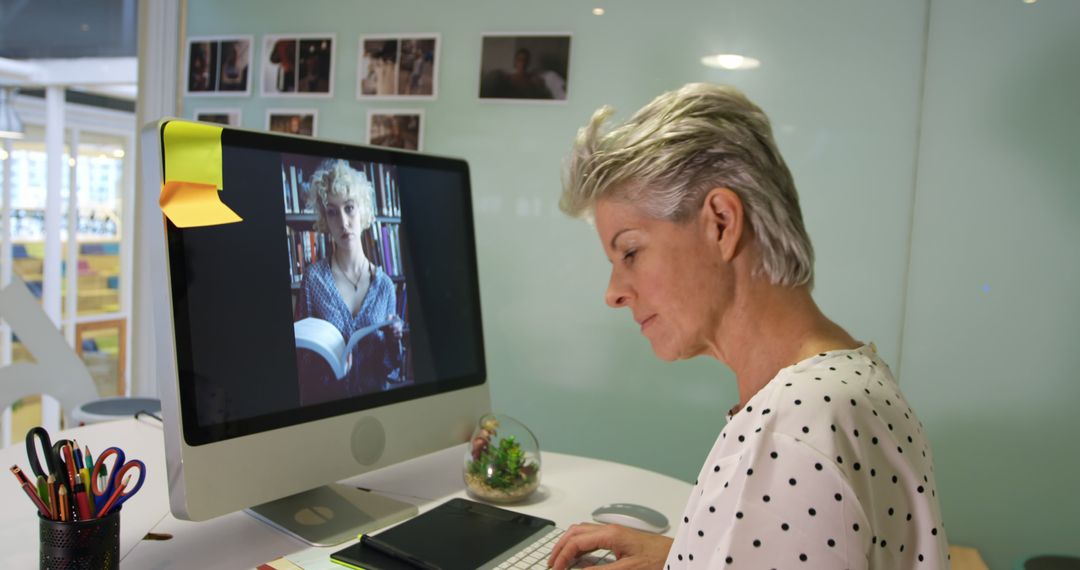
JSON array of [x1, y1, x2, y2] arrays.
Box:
[[39, 508, 120, 570]]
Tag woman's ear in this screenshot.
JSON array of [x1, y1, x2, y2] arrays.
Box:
[[702, 187, 745, 261]]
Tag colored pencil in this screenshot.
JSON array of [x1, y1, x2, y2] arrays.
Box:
[[96, 474, 130, 518], [10, 466, 51, 519], [47, 474, 58, 520], [58, 485, 70, 522]]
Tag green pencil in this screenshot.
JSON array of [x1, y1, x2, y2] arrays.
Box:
[[36, 475, 48, 506]]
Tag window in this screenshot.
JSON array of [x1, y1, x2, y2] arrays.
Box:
[[1, 98, 134, 444]]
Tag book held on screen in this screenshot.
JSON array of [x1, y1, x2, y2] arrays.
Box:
[[294, 317, 397, 379]]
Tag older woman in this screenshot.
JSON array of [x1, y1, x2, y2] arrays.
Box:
[[549, 84, 948, 569], [294, 159, 402, 403]]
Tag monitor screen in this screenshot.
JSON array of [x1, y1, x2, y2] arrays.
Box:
[[144, 120, 491, 537], [164, 128, 486, 445]]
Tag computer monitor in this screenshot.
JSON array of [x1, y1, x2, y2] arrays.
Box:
[[139, 120, 491, 545]]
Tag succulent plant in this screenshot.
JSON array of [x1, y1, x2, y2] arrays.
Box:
[[467, 428, 537, 491]]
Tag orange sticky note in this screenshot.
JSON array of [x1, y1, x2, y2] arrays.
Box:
[[159, 181, 242, 228]]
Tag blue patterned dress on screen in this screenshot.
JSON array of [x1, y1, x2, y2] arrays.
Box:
[[294, 258, 402, 404]]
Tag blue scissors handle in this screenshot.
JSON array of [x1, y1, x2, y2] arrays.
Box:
[[91, 447, 127, 510], [99, 459, 146, 516]]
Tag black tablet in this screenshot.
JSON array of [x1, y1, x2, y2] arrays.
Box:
[[330, 498, 556, 570]]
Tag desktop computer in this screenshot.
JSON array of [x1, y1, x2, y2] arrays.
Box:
[[140, 120, 491, 545]]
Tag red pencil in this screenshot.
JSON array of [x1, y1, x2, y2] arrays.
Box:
[[63, 444, 77, 495], [96, 474, 130, 518], [10, 465, 51, 519], [73, 481, 92, 520]]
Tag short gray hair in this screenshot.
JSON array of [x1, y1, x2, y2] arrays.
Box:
[[307, 159, 375, 234], [561, 83, 814, 287]]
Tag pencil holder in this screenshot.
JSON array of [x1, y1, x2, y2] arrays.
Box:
[[39, 508, 120, 570]]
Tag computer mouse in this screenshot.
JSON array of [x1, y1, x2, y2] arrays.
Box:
[[591, 503, 670, 534]]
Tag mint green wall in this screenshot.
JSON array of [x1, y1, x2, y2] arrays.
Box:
[[184, 1, 1078, 566], [900, 0, 1080, 566]]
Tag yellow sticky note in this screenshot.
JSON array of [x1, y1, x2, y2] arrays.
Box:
[[159, 120, 241, 227], [159, 181, 242, 228], [162, 120, 224, 189]]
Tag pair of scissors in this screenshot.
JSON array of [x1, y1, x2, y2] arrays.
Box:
[[24, 427, 73, 489], [24, 427, 57, 481], [90, 446, 146, 516]]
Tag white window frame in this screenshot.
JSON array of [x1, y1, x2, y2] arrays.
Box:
[[3, 95, 136, 393]]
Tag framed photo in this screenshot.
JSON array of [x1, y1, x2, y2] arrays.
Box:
[[358, 34, 440, 100], [266, 109, 318, 137], [195, 108, 242, 126], [366, 110, 424, 151], [75, 319, 127, 397], [261, 34, 336, 97], [478, 33, 571, 102], [186, 35, 253, 96]]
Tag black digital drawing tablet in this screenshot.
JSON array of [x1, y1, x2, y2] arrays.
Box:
[[330, 498, 556, 570]]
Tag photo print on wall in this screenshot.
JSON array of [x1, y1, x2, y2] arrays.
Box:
[[267, 109, 318, 137], [186, 36, 253, 96], [261, 34, 336, 97], [367, 110, 423, 151], [195, 109, 242, 126], [358, 34, 440, 100], [478, 34, 571, 102]]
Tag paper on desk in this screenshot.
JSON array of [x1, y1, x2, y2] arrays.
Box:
[[257, 557, 305, 570], [284, 546, 343, 570], [159, 120, 241, 228]]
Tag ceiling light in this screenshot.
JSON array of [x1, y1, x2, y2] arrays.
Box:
[[1022, 0, 1036, 4], [111, 149, 125, 158], [701, 53, 761, 70], [0, 149, 8, 160], [0, 87, 25, 140], [68, 157, 76, 167], [593, 7, 605, 15]]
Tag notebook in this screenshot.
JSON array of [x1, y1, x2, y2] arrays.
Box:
[[329, 498, 615, 570]]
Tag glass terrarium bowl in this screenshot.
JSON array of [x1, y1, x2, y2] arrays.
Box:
[[463, 413, 541, 504]]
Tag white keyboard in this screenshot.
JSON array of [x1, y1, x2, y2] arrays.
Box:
[[493, 527, 616, 570]]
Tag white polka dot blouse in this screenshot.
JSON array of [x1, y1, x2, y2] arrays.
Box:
[[664, 344, 948, 569]]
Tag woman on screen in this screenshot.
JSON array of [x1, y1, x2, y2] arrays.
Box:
[[295, 159, 403, 404], [548, 84, 948, 568]]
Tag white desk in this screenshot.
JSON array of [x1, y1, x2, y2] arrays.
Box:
[[1, 418, 692, 569]]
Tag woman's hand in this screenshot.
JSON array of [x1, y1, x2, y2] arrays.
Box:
[[548, 523, 672, 570], [388, 314, 404, 339]]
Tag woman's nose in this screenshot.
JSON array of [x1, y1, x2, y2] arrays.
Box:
[[604, 270, 630, 308]]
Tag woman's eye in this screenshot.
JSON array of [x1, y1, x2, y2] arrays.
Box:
[[622, 249, 637, 264], [344, 204, 355, 214]]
